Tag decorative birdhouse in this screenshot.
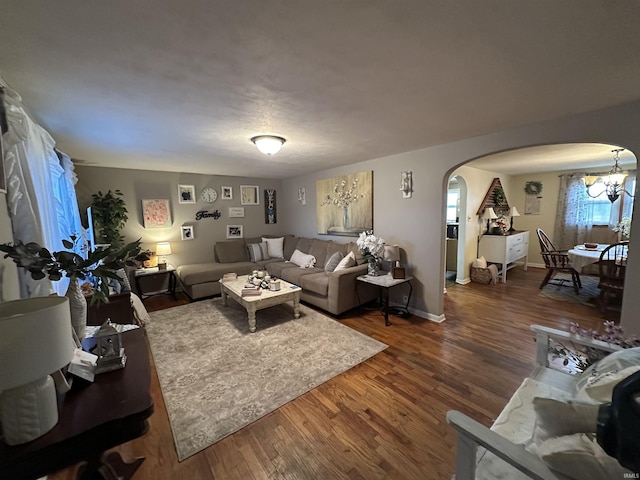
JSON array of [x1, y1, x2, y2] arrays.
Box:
[[95, 319, 127, 373]]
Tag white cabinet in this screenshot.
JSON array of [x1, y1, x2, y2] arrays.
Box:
[[478, 231, 529, 283]]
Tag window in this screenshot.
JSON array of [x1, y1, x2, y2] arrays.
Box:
[[585, 175, 635, 226], [447, 189, 460, 223]]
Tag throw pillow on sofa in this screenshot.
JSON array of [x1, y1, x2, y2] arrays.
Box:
[[247, 242, 269, 262], [262, 237, 285, 258], [324, 252, 344, 272], [334, 251, 356, 271], [290, 249, 316, 268]]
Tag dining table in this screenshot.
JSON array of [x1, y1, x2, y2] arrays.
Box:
[[567, 243, 609, 271]]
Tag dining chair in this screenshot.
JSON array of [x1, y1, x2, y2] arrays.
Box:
[[597, 241, 628, 313], [536, 228, 582, 294]]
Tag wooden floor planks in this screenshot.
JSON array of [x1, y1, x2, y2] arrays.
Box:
[[48, 267, 612, 479]]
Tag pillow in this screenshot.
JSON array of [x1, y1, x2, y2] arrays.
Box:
[[290, 249, 316, 268], [247, 242, 269, 262], [576, 365, 640, 403], [531, 397, 600, 443], [324, 251, 344, 272], [575, 347, 640, 403], [472, 256, 487, 268], [536, 433, 632, 480], [334, 251, 356, 271], [262, 237, 285, 258]]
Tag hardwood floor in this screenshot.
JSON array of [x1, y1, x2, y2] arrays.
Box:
[[50, 268, 614, 480]]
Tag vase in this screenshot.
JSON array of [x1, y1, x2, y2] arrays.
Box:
[[65, 276, 87, 342], [367, 258, 380, 276], [343, 206, 350, 231]]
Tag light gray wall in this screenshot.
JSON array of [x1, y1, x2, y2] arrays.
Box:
[[75, 166, 283, 266], [0, 192, 20, 302]]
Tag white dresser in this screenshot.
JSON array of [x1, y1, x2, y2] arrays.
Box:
[[478, 231, 529, 283]]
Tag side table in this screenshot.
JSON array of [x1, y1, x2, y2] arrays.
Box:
[[134, 265, 177, 302], [356, 274, 413, 326]]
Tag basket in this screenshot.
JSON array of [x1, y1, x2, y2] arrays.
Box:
[[471, 266, 492, 284]]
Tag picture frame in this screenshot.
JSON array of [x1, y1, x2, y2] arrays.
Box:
[[221, 186, 233, 200], [181, 225, 194, 241], [297, 186, 306, 205], [228, 207, 245, 218], [240, 185, 259, 205], [316, 171, 373, 237], [178, 184, 196, 204], [226, 225, 243, 239], [142, 199, 172, 229]]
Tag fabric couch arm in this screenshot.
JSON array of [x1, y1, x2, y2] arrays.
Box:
[[326, 263, 375, 313]]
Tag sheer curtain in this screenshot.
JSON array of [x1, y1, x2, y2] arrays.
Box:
[[1, 79, 83, 297], [554, 174, 590, 249]]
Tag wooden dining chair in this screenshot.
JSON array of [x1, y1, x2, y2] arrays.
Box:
[[536, 228, 582, 294], [598, 241, 628, 313]]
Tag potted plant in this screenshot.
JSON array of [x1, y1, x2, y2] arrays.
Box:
[[0, 237, 148, 341], [91, 189, 128, 248]]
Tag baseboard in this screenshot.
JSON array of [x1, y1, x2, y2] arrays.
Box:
[[388, 303, 446, 323]]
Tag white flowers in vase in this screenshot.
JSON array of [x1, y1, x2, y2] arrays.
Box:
[[613, 216, 632, 240], [357, 230, 385, 261]]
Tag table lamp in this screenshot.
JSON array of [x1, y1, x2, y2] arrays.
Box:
[[156, 242, 172, 270], [508, 206, 521, 232], [483, 207, 498, 234], [0, 297, 75, 445], [384, 244, 405, 279]]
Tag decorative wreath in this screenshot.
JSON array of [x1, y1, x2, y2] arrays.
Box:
[[524, 181, 543, 196]]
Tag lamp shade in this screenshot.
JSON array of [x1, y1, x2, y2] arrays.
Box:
[[510, 206, 521, 217], [383, 245, 400, 262], [251, 135, 286, 155], [484, 207, 498, 220], [0, 297, 74, 391], [156, 242, 172, 256]]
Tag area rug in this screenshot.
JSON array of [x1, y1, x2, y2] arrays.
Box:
[[539, 273, 600, 306], [146, 299, 388, 461]]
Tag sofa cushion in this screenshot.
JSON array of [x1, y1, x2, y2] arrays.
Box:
[[283, 236, 300, 260], [215, 240, 249, 263], [266, 261, 298, 278], [324, 252, 344, 272], [247, 242, 269, 262], [262, 237, 285, 258], [327, 241, 349, 257], [280, 266, 324, 286], [290, 249, 317, 268], [177, 262, 244, 286], [309, 239, 331, 266], [295, 237, 314, 256], [347, 241, 366, 265], [300, 272, 329, 296]]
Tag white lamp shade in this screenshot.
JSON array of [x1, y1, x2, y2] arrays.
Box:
[[0, 297, 74, 391], [383, 245, 400, 262], [251, 135, 285, 155], [156, 242, 172, 256], [510, 206, 521, 217], [484, 207, 498, 220]]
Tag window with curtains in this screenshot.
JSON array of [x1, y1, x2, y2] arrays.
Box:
[[585, 175, 636, 225]]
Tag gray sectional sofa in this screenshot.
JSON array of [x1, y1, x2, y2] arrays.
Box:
[[176, 235, 378, 315]]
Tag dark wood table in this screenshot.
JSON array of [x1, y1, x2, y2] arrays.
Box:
[[0, 328, 153, 480]]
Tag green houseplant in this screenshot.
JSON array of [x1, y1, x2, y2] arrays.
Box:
[[91, 189, 129, 248], [0, 237, 148, 341]]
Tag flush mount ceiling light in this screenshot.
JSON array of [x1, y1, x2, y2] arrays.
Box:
[[251, 135, 286, 155]]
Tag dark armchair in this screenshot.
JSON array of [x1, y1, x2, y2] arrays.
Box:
[[537, 228, 581, 294]]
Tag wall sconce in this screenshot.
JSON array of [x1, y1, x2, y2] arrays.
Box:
[[400, 171, 413, 198], [156, 242, 172, 270], [251, 135, 286, 155]]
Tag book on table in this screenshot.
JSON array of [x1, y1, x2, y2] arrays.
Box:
[[222, 273, 238, 282], [241, 285, 261, 297]]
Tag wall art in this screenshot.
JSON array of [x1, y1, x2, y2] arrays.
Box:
[[195, 209, 221, 220], [181, 225, 194, 240], [240, 185, 259, 205], [316, 171, 373, 236], [229, 207, 245, 218], [177, 184, 196, 204], [221, 186, 233, 200], [226, 225, 243, 239], [297, 186, 306, 205], [265, 189, 276, 224], [142, 199, 172, 229]]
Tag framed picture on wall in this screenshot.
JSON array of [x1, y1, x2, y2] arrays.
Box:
[[221, 186, 233, 200], [229, 207, 244, 218], [142, 199, 172, 228], [226, 225, 243, 239], [240, 185, 259, 205], [181, 225, 194, 240], [178, 184, 196, 204]]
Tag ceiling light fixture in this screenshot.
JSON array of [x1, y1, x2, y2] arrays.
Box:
[[251, 135, 286, 155], [584, 148, 634, 203]]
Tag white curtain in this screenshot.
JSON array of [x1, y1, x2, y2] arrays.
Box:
[[1, 79, 83, 297], [554, 174, 590, 249]]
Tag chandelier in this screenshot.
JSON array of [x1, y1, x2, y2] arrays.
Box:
[[583, 148, 633, 203]]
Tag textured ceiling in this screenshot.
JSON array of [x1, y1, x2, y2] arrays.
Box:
[[1, 1, 640, 178]]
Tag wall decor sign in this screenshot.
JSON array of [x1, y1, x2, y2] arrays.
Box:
[[221, 186, 233, 200], [195, 209, 221, 220], [265, 189, 276, 224], [297, 186, 306, 205], [240, 185, 259, 205], [226, 225, 243, 239], [228, 207, 245, 218], [524, 180, 543, 215], [177, 184, 196, 204], [316, 170, 373, 237], [142, 199, 172, 228], [181, 225, 194, 240]]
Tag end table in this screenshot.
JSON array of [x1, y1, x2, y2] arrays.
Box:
[[134, 265, 177, 302], [356, 274, 413, 326]]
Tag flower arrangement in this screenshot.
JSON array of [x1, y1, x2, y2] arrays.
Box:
[[612, 216, 631, 239], [356, 230, 385, 261], [549, 321, 640, 373], [320, 178, 364, 208]]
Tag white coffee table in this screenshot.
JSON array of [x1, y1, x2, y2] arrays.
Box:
[[219, 275, 302, 332]]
